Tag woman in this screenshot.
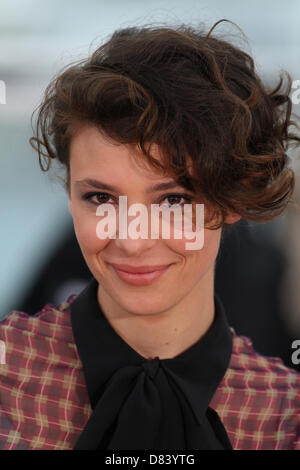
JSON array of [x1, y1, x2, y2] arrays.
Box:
[[0, 21, 299, 450]]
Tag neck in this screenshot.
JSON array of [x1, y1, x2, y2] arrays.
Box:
[[97, 268, 215, 360]]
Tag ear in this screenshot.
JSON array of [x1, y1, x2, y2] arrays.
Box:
[[224, 212, 241, 224]]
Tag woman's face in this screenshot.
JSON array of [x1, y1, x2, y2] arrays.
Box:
[[68, 124, 240, 315]]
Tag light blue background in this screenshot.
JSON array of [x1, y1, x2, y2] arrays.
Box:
[[0, 0, 299, 317]]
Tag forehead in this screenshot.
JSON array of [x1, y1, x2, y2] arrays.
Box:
[[69, 123, 172, 182]]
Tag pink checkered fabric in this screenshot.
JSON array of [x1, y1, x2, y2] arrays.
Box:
[[0, 296, 299, 450]]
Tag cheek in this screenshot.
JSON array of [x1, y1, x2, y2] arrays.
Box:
[[72, 210, 109, 255], [164, 228, 221, 270]]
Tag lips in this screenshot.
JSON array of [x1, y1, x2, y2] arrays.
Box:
[[110, 263, 171, 274], [109, 263, 172, 286]]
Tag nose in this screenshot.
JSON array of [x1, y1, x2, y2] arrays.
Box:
[[113, 232, 158, 255], [113, 207, 158, 255]]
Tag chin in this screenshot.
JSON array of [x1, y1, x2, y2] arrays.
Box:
[[120, 299, 173, 316], [108, 284, 174, 316]]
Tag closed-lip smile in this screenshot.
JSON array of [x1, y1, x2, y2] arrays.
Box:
[[110, 263, 172, 274], [109, 263, 173, 286]]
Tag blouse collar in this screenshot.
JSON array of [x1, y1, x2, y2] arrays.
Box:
[[70, 276, 233, 427]]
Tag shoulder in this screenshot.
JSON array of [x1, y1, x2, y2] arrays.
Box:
[[210, 328, 300, 450], [229, 329, 300, 390], [0, 294, 81, 372], [0, 295, 78, 358], [0, 295, 91, 450]]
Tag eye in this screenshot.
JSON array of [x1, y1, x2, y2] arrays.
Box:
[[82, 192, 115, 205], [81, 191, 193, 207], [160, 194, 192, 207]]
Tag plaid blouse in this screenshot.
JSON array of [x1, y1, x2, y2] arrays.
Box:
[[0, 295, 299, 450]]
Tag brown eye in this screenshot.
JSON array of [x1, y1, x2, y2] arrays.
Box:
[[82, 192, 115, 206], [167, 196, 183, 205], [160, 194, 191, 207], [94, 193, 111, 204]]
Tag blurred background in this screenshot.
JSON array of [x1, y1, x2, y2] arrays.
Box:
[[0, 0, 300, 370]]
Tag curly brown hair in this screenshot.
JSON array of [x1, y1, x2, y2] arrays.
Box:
[[29, 20, 300, 230]]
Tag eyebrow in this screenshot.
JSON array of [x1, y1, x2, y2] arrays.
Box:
[[74, 178, 185, 193]]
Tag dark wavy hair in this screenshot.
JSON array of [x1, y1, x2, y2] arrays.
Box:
[[29, 20, 300, 230]]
